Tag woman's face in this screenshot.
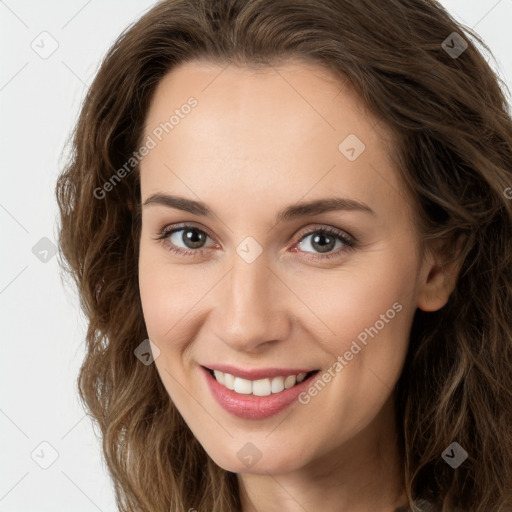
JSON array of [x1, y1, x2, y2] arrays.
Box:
[[138, 60, 439, 474]]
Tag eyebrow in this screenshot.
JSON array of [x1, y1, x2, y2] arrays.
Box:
[[142, 193, 375, 222]]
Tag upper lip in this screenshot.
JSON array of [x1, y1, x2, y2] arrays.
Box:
[[201, 364, 318, 380]]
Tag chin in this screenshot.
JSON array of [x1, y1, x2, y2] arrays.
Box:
[[206, 441, 310, 475]]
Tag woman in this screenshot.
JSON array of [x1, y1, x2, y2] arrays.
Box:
[[55, 0, 512, 510]]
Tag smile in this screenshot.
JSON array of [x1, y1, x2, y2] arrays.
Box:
[[209, 368, 313, 396], [200, 365, 320, 419]]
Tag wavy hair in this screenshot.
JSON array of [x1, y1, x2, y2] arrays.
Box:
[[55, 0, 512, 510]]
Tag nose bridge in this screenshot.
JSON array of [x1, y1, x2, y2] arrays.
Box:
[[214, 250, 289, 351]]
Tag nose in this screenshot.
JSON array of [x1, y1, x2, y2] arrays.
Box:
[[212, 252, 291, 354]]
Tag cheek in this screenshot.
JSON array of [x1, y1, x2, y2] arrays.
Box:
[[138, 249, 165, 338], [138, 245, 215, 370], [138, 254, 195, 399], [298, 249, 416, 388], [138, 241, 185, 327], [138, 244, 184, 345], [291, 260, 413, 344]]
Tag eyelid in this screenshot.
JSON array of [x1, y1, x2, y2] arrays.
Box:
[[157, 222, 354, 242], [158, 222, 217, 243], [294, 224, 355, 244]]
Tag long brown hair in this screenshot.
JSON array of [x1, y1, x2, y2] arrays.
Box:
[[55, 1, 512, 510]]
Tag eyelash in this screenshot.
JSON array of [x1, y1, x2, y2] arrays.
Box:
[[154, 223, 356, 261]]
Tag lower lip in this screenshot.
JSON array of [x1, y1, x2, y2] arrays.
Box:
[[200, 366, 318, 420]]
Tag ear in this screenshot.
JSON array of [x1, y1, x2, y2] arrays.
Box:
[[416, 234, 466, 312]]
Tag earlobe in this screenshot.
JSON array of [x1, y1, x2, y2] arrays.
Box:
[[416, 235, 467, 312]]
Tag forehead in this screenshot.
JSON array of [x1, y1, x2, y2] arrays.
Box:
[[143, 58, 387, 150], [140, 59, 406, 220]]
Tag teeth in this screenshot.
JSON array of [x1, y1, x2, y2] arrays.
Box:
[[234, 377, 252, 394], [213, 370, 225, 385], [223, 372, 235, 390], [271, 376, 284, 393], [284, 375, 296, 389], [211, 369, 310, 395], [252, 378, 272, 396]]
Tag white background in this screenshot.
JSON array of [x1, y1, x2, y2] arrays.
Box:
[[1, 1, 511, 510]]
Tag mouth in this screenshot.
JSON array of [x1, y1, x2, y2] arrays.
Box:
[[202, 366, 320, 396], [200, 365, 321, 419]]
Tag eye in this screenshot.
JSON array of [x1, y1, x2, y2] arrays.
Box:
[[293, 226, 355, 260], [156, 224, 216, 257], [155, 223, 356, 260]]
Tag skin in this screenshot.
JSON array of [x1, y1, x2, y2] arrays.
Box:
[[137, 59, 461, 512]]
